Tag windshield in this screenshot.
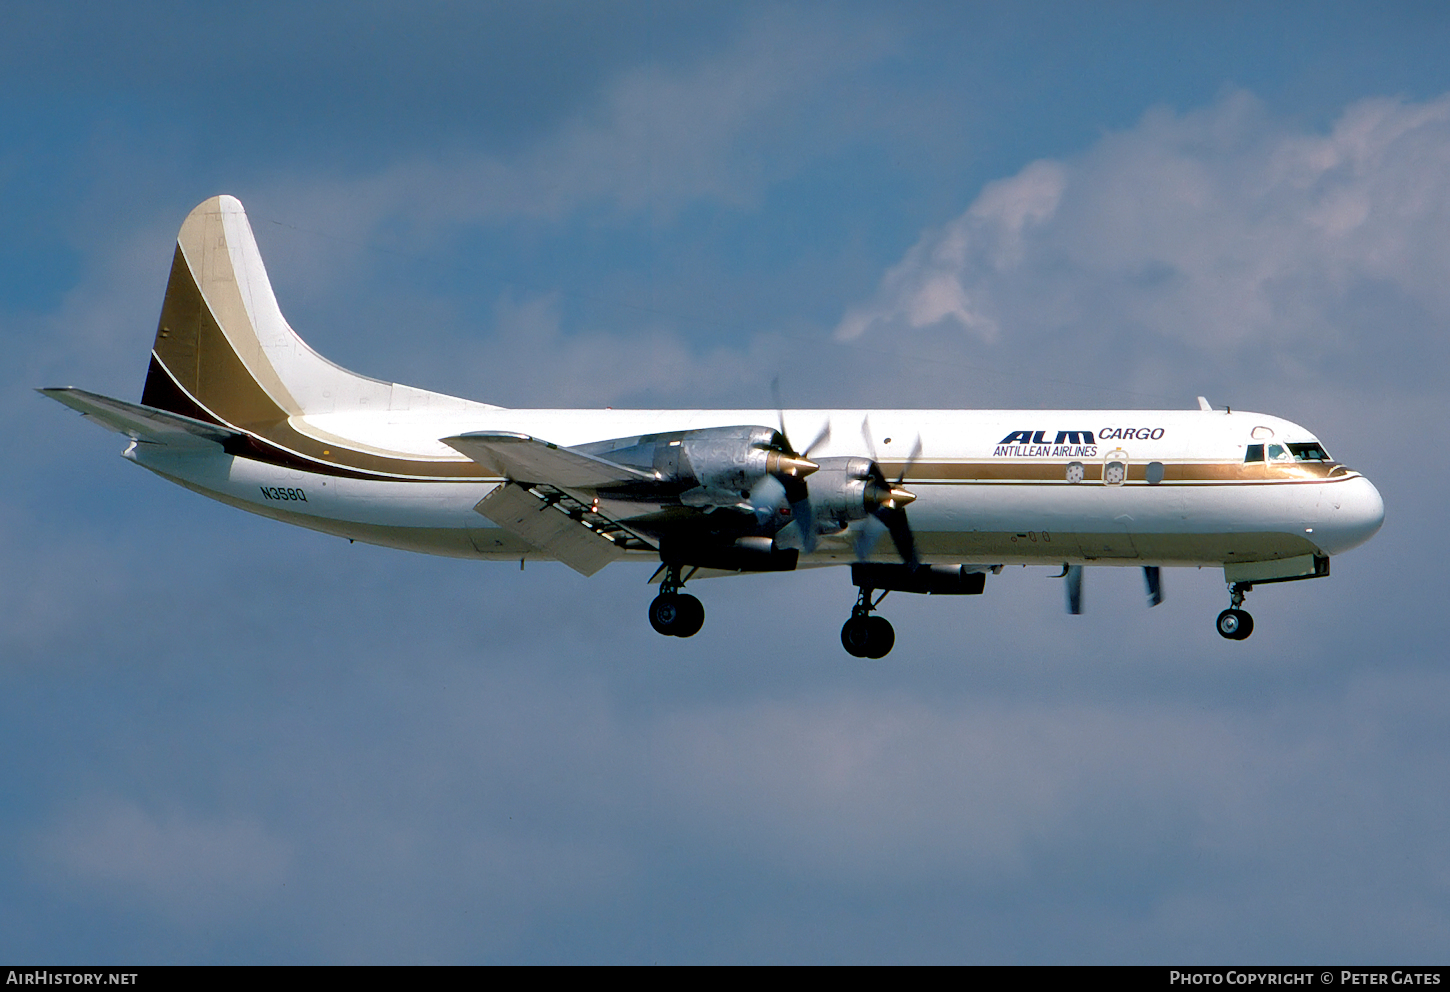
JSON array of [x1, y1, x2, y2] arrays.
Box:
[[1288, 442, 1332, 461], [1245, 441, 1334, 464]]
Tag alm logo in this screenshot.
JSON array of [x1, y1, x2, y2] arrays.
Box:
[[994, 430, 1098, 459], [998, 431, 1094, 445]]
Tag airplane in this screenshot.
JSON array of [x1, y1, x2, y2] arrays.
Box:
[[41, 196, 1385, 657]]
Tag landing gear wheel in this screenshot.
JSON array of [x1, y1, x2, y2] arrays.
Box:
[[650, 593, 705, 637], [841, 615, 896, 658], [1216, 608, 1254, 640], [842, 585, 897, 658]]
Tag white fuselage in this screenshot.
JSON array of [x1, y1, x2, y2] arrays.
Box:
[[127, 405, 1386, 571]]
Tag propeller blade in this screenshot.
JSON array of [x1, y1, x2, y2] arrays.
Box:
[[861, 416, 880, 463], [791, 495, 818, 553], [853, 514, 887, 560], [894, 434, 923, 485], [799, 421, 830, 458], [880, 506, 917, 566], [748, 473, 786, 526], [772, 378, 784, 425], [1065, 564, 1084, 614], [778, 468, 819, 553], [1143, 566, 1163, 608]]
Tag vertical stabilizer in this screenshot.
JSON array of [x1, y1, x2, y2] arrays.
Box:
[[141, 195, 486, 429]]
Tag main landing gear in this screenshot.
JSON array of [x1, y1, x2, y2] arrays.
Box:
[[1216, 582, 1254, 641], [648, 564, 704, 638], [841, 585, 895, 659]]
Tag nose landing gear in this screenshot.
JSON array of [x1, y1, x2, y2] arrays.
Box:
[[649, 564, 704, 637], [841, 585, 895, 658], [1216, 582, 1254, 640]]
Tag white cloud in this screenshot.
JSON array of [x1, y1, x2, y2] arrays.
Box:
[[836, 91, 1450, 370], [837, 160, 1068, 344]]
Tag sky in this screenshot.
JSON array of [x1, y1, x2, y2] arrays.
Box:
[[3, 0, 1449, 964]]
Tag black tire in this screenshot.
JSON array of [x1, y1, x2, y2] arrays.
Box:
[[864, 615, 895, 659], [841, 617, 872, 657], [650, 594, 682, 636], [1216, 608, 1254, 640], [674, 594, 705, 638]]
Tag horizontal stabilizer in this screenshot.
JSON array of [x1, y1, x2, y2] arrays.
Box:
[[474, 482, 625, 576], [39, 387, 239, 449], [443, 431, 654, 489]]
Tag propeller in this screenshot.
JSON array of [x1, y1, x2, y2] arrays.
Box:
[[852, 417, 920, 565], [769, 378, 830, 551]]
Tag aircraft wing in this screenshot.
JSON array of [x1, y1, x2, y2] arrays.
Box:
[[39, 387, 240, 449], [441, 431, 655, 489]]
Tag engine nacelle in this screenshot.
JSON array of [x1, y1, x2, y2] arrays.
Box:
[[805, 457, 877, 524], [579, 425, 813, 507], [677, 425, 782, 494]]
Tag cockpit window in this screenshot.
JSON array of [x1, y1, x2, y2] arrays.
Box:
[[1288, 442, 1331, 462], [1246, 441, 1332, 465]]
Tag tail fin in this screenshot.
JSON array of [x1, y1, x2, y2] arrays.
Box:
[[133, 196, 498, 479], [141, 195, 492, 428]]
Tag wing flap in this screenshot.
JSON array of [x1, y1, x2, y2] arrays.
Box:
[[475, 482, 627, 576], [442, 431, 654, 489], [39, 387, 239, 449]]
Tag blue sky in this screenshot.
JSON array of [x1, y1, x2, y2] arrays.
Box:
[[4, 1, 1449, 963]]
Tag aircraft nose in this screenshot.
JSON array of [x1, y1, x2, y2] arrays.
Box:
[[1319, 474, 1385, 554]]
